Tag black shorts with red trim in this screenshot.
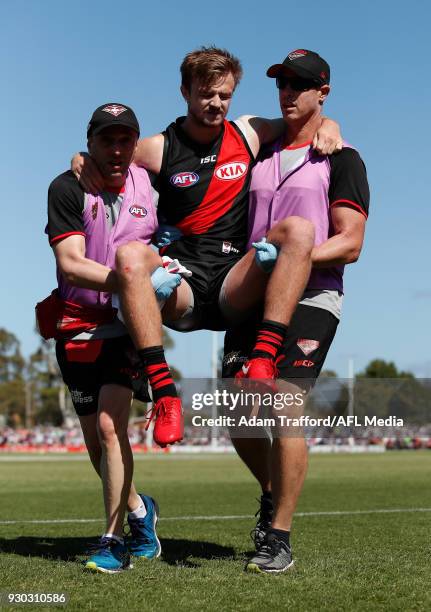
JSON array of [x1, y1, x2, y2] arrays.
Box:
[[222, 303, 339, 384], [56, 335, 151, 417], [163, 237, 241, 332]]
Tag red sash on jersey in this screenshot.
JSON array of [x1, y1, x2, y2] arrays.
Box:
[[35, 290, 116, 340], [176, 121, 251, 235]]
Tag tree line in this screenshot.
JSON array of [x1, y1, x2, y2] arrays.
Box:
[[0, 327, 179, 428], [0, 326, 429, 427]]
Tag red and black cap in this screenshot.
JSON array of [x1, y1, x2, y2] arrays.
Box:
[[267, 49, 330, 85], [87, 103, 140, 137]]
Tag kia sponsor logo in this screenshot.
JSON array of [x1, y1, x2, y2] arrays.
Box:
[[129, 205, 147, 218], [170, 172, 199, 188], [215, 161, 248, 181]]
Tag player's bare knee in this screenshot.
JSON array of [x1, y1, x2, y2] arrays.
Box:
[[116, 241, 153, 279], [273, 216, 314, 252], [116, 241, 143, 271], [97, 412, 126, 448]]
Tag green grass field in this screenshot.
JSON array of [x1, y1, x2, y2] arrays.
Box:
[[0, 452, 430, 611]]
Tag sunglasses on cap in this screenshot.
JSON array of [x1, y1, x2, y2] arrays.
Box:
[[276, 75, 320, 92]]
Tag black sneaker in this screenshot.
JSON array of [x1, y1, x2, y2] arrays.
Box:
[[251, 494, 273, 550], [246, 532, 294, 574]]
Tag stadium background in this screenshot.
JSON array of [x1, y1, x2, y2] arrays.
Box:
[[1, 0, 430, 609]]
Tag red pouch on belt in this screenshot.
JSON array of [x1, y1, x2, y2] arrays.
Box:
[[35, 290, 63, 340], [35, 290, 116, 340], [64, 340, 103, 363]]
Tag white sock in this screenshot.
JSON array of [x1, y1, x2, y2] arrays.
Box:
[[128, 497, 147, 520], [102, 533, 123, 545]]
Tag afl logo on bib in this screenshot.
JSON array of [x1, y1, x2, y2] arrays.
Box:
[[170, 172, 199, 188], [215, 161, 248, 181], [129, 205, 147, 218]]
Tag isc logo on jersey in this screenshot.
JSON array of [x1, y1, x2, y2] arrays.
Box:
[[129, 205, 147, 218], [215, 161, 248, 181], [170, 172, 199, 188]]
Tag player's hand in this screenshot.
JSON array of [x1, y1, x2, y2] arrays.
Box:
[[252, 238, 279, 273], [155, 224, 183, 248], [313, 118, 343, 155], [71, 152, 104, 194]]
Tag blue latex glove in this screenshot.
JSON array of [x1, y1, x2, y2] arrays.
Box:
[[155, 224, 183, 248], [151, 266, 182, 301], [252, 238, 280, 273]]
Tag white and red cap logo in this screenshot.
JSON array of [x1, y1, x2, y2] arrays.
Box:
[[102, 104, 128, 117], [288, 50, 308, 61]]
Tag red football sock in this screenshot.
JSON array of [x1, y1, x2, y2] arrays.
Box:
[[138, 346, 177, 402], [250, 320, 287, 361]]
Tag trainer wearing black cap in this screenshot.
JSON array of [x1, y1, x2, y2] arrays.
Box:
[[87, 103, 140, 137], [266, 49, 330, 84], [222, 49, 369, 574], [42, 101, 182, 573]]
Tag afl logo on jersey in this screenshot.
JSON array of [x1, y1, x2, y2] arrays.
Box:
[[170, 172, 199, 188], [215, 161, 248, 181], [129, 205, 147, 218]]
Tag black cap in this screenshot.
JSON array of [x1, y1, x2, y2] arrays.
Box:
[[87, 103, 140, 137], [267, 49, 330, 85]]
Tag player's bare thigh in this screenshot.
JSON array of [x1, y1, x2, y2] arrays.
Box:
[[220, 217, 313, 316], [162, 278, 194, 322], [220, 249, 268, 312]]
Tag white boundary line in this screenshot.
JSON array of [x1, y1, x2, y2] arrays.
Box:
[[0, 508, 430, 525]]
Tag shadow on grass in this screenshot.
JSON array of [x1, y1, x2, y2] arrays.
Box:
[[160, 538, 235, 568], [0, 536, 99, 562], [0, 536, 236, 568]]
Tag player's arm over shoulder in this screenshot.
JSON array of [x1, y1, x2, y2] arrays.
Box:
[[133, 133, 165, 174], [235, 115, 342, 157], [234, 115, 285, 157]]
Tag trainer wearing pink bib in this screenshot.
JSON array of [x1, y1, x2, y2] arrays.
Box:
[[247, 138, 367, 293], [223, 50, 369, 574]]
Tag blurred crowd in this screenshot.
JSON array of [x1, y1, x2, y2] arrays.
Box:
[[0, 424, 430, 452], [0, 424, 149, 452]]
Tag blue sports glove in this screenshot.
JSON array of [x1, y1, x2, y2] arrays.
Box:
[[252, 238, 280, 273], [151, 266, 182, 301], [155, 224, 183, 248]]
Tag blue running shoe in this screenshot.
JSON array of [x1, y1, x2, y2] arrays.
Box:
[[127, 495, 161, 559], [85, 537, 132, 574]]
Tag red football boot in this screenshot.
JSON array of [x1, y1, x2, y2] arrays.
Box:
[[235, 357, 279, 392], [146, 397, 184, 447]]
